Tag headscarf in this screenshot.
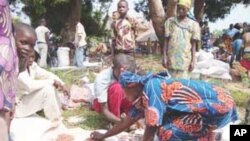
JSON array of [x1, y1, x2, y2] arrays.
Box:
[[177, 0, 192, 9], [119, 71, 170, 88]]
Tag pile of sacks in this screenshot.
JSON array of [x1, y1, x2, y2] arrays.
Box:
[[193, 50, 232, 80]]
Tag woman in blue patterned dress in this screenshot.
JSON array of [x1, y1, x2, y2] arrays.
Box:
[[91, 71, 239, 141]]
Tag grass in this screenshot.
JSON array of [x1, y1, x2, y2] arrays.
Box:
[[51, 67, 108, 130], [51, 68, 97, 86], [231, 90, 249, 108], [63, 107, 108, 130], [53, 54, 250, 129]]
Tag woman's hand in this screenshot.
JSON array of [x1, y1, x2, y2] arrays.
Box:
[[90, 131, 105, 140]]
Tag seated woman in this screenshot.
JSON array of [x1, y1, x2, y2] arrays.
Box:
[[91, 71, 239, 141]]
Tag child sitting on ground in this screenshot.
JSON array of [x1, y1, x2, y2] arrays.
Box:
[[14, 23, 69, 126]]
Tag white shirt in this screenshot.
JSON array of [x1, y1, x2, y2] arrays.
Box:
[[35, 25, 50, 43], [17, 62, 63, 99], [74, 22, 87, 47], [94, 67, 116, 103]]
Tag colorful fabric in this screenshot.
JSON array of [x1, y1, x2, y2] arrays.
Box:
[[223, 36, 233, 53], [0, 1, 19, 111], [93, 82, 131, 117], [112, 17, 137, 52], [119, 71, 170, 88], [164, 17, 200, 71], [168, 69, 191, 79], [240, 59, 250, 70], [120, 71, 239, 141], [178, 0, 192, 9]]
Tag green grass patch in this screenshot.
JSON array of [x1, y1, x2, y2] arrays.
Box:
[[63, 107, 108, 130], [231, 90, 249, 108], [51, 69, 97, 86]]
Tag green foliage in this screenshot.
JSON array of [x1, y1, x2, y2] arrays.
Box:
[[12, 17, 22, 24], [241, 73, 250, 87], [21, 0, 68, 30], [135, 0, 249, 22], [204, 0, 242, 22], [20, 0, 112, 42]]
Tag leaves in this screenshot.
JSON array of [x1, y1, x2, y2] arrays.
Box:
[[135, 0, 249, 22], [18, 0, 112, 43]]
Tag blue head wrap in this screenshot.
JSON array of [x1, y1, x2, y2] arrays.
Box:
[[119, 71, 170, 88]]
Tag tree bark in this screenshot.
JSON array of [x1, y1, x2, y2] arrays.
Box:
[[148, 0, 165, 47], [60, 0, 81, 43], [194, 0, 205, 23], [166, 0, 178, 19]]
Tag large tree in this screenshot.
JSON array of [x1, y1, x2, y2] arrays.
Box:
[[19, 0, 112, 43], [148, 0, 165, 45]]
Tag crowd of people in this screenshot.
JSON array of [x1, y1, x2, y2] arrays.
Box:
[[90, 0, 241, 140], [1, 0, 249, 141]]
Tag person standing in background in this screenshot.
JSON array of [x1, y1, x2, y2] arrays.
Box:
[[35, 18, 50, 68], [162, 0, 200, 78], [111, 0, 138, 57], [0, 0, 19, 140], [73, 20, 87, 68], [230, 32, 243, 67]]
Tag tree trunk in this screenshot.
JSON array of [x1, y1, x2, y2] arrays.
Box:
[[60, 0, 81, 43], [194, 0, 205, 23], [166, 0, 178, 19], [148, 0, 165, 47]]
